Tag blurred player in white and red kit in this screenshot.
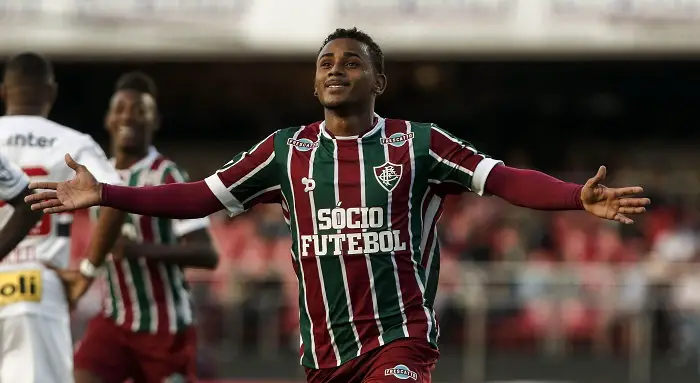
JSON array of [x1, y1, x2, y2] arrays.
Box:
[[0, 53, 124, 383]]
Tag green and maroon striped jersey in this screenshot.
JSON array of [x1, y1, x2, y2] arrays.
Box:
[[204, 116, 502, 369], [93, 147, 210, 334]]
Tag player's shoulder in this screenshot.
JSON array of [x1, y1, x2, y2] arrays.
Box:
[[152, 154, 190, 183], [276, 123, 322, 139], [27, 118, 99, 148], [271, 123, 323, 148]]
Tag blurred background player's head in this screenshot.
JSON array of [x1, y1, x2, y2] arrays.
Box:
[[0, 52, 57, 117], [106, 71, 159, 157], [314, 27, 387, 113]]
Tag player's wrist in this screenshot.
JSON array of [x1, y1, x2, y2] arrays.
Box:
[[79, 258, 101, 279], [97, 182, 106, 205]]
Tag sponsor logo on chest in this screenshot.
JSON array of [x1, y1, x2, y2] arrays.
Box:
[[300, 205, 406, 257], [287, 137, 319, 152], [380, 132, 414, 147]]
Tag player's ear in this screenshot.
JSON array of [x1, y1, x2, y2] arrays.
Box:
[[373, 74, 387, 96]]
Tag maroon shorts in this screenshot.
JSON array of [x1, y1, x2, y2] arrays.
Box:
[[305, 338, 439, 383], [74, 315, 197, 383]]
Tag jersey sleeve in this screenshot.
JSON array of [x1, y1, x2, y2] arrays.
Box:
[[204, 131, 280, 217], [428, 124, 503, 196], [71, 137, 124, 185], [161, 163, 210, 238], [0, 153, 29, 201]]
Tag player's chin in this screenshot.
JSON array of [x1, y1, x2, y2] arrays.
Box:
[[320, 97, 351, 110]]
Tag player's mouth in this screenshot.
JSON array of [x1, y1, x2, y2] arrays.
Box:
[[119, 125, 137, 139], [324, 79, 349, 88]]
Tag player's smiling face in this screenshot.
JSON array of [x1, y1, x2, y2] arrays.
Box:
[[315, 38, 379, 110], [106, 90, 158, 154]]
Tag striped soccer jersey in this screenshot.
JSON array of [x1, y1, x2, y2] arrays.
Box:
[[97, 147, 210, 334], [204, 116, 502, 368]]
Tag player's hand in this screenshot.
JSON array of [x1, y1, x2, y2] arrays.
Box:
[[580, 166, 651, 224], [24, 153, 102, 213], [44, 264, 93, 310]]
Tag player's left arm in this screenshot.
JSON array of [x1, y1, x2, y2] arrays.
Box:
[[429, 123, 583, 209], [120, 165, 219, 269], [0, 156, 43, 259], [428, 124, 649, 222]]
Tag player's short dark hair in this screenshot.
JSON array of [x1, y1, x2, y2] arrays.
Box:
[[115, 71, 157, 98], [320, 27, 384, 74], [3, 52, 54, 83]]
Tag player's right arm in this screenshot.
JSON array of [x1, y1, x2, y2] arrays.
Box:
[[0, 154, 44, 260], [26, 131, 281, 219]]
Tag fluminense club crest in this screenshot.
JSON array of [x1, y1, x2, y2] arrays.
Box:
[[373, 162, 402, 193]]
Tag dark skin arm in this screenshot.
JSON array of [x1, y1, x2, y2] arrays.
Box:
[[120, 228, 218, 270], [47, 206, 127, 309], [0, 189, 44, 260]]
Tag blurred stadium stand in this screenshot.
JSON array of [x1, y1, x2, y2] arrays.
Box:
[[4, 0, 700, 382]]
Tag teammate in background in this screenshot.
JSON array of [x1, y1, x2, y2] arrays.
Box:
[[27, 29, 651, 383], [0, 52, 125, 383], [64, 72, 217, 383], [0, 153, 43, 258]]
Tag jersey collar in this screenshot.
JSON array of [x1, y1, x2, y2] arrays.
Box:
[[109, 146, 160, 172], [319, 113, 385, 141]]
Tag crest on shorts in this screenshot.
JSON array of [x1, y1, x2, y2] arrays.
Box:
[[373, 162, 402, 193], [384, 364, 418, 380]]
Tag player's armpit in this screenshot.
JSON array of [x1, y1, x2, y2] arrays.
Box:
[[0, 189, 44, 260], [484, 165, 584, 210], [122, 228, 218, 269], [101, 181, 225, 219]]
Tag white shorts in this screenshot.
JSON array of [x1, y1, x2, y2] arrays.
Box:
[[0, 314, 73, 383]]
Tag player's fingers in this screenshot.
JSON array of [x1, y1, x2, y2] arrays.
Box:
[[618, 206, 646, 215], [585, 166, 607, 187], [24, 190, 57, 204], [614, 213, 634, 225], [43, 205, 74, 214], [618, 197, 651, 207], [613, 186, 644, 197], [64, 153, 82, 171], [29, 198, 62, 211], [27, 181, 58, 190]]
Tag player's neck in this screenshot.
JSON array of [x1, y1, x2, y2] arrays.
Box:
[[323, 109, 375, 137], [4, 104, 49, 118], [113, 150, 148, 170]]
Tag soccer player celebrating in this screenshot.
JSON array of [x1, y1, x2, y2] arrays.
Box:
[[27, 29, 650, 383], [0, 52, 125, 383], [67, 72, 218, 383], [0, 153, 43, 259]]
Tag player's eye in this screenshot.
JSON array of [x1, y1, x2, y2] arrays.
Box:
[[319, 61, 332, 69], [346, 62, 359, 68]]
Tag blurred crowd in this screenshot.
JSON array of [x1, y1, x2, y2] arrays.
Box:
[[65, 160, 700, 375]]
